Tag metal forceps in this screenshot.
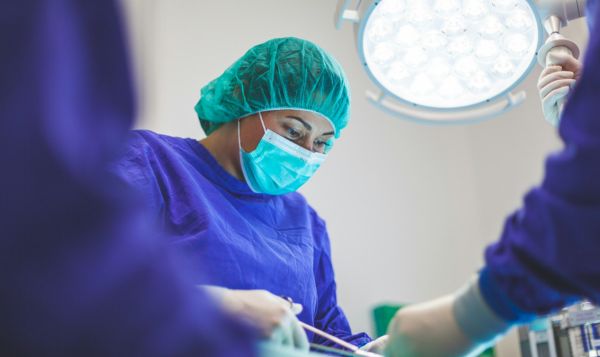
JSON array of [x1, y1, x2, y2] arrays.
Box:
[[281, 296, 383, 357]]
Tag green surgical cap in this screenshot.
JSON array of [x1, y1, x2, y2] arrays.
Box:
[[194, 37, 350, 138]]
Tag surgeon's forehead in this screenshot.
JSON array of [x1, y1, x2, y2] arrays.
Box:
[[273, 110, 334, 133]]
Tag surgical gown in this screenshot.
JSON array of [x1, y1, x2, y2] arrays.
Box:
[[0, 1, 255, 355], [113, 130, 372, 347], [480, 3, 600, 322]]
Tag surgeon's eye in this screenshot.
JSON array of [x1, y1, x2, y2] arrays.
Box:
[[285, 126, 302, 140], [314, 139, 332, 153]]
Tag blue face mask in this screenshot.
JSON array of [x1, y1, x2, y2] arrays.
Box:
[[238, 113, 327, 195], [588, 0, 598, 32]]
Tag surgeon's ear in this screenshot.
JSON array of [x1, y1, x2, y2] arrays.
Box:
[[238, 114, 264, 152]]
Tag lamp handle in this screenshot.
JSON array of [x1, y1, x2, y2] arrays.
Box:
[[334, 0, 361, 29], [365, 90, 527, 125]]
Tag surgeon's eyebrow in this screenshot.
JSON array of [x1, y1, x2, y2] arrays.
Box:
[[286, 116, 335, 136]]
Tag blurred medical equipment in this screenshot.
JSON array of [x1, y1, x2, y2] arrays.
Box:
[[359, 335, 389, 354], [258, 341, 382, 357], [335, 0, 587, 124], [519, 302, 600, 357]]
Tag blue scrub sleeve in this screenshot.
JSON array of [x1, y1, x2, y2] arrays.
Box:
[[312, 215, 372, 348], [111, 131, 167, 218], [480, 5, 600, 323], [0, 1, 255, 355], [588, 0, 598, 31]]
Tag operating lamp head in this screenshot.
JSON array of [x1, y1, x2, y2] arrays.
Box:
[[335, 0, 590, 124]]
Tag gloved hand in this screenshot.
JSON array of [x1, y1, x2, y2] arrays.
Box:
[[385, 276, 511, 357], [386, 296, 472, 357], [360, 335, 388, 354], [204, 286, 309, 351], [538, 51, 582, 126]]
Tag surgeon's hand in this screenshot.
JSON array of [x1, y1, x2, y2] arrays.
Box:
[[386, 296, 472, 357], [385, 276, 511, 357], [538, 51, 582, 126], [205, 287, 309, 351]]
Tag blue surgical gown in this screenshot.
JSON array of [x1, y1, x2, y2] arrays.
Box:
[[480, 3, 600, 323], [0, 1, 255, 355], [113, 130, 371, 347]]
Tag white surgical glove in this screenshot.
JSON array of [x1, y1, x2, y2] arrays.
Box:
[[385, 276, 511, 357], [203, 286, 309, 351], [538, 51, 582, 126], [360, 335, 389, 354]]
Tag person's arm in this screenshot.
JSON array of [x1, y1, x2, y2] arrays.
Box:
[[385, 5, 600, 356], [0, 1, 255, 355], [481, 0, 600, 324], [312, 214, 372, 348]]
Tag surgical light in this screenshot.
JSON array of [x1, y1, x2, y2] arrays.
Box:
[[335, 0, 587, 124]]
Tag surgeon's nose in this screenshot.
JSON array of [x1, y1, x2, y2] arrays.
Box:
[[295, 137, 313, 152]]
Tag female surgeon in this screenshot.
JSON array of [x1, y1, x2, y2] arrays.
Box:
[[113, 37, 371, 350]]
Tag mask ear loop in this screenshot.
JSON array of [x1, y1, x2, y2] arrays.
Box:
[[257, 111, 267, 133], [237, 119, 243, 151]]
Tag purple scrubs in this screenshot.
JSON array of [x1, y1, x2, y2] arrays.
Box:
[[0, 1, 255, 355], [112, 130, 371, 347], [480, 4, 600, 323]]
